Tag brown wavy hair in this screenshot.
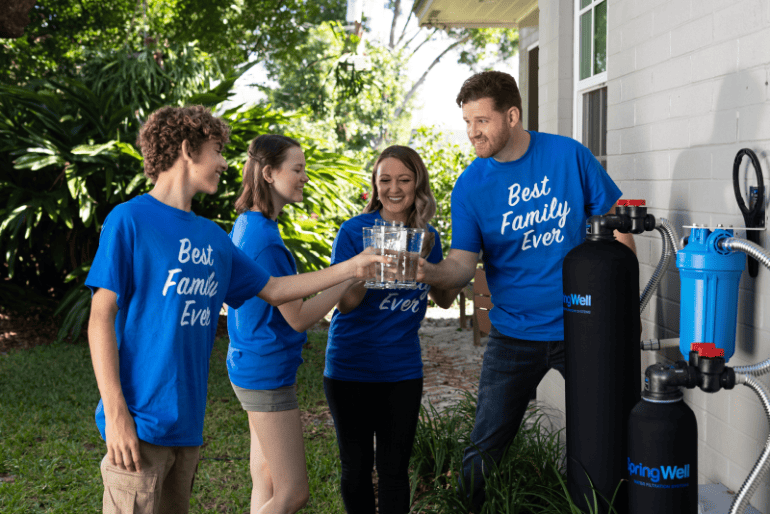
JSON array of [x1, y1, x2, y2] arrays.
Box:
[[456, 70, 522, 117], [234, 134, 301, 217], [136, 105, 231, 183], [363, 145, 437, 256]]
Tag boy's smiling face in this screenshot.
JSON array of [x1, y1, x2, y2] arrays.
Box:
[[190, 139, 228, 195]]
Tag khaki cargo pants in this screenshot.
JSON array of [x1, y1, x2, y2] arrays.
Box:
[[100, 440, 200, 514]]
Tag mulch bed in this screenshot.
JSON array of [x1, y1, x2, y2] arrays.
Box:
[[0, 306, 64, 354]]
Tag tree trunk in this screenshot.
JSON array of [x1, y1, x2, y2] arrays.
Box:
[[371, 34, 471, 149], [395, 35, 471, 120], [388, 0, 401, 49]]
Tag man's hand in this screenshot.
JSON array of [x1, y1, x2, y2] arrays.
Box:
[[415, 257, 434, 284], [416, 248, 479, 290], [105, 407, 142, 472]]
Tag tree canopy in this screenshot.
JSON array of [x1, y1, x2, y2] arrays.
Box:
[[0, 0, 345, 85]]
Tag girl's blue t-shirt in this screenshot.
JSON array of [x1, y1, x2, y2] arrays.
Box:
[[226, 211, 307, 390], [451, 131, 622, 341], [325, 211, 443, 382], [85, 194, 271, 447]]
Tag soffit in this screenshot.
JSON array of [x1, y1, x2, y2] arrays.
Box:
[[413, 0, 539, 28]]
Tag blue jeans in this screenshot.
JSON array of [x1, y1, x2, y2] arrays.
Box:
[[460, 326, 565, 510]]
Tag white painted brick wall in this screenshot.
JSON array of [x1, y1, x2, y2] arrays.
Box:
[[651, 0, 690, 36], [538, 0, 574, 136], [528, 0, 770, 511], [635, 32, 671, 70]]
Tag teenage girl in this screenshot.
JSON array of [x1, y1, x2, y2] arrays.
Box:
[[227, 135, 359, 514]]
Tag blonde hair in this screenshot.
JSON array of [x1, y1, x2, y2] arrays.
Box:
[[363, 145, 437, 255]]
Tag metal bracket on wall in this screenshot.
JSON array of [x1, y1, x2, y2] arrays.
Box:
[[733, 148, 765, 278]]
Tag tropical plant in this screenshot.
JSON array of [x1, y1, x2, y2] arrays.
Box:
[[1, 44, 366, 342]]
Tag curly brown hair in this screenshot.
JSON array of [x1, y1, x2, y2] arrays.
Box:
[[456, 70, 522, 117], [363, 145, 437, 256], [136, 105, 231, 183], [234, 134, 301, 217]]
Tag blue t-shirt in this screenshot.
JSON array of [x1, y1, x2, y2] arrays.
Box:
[[85, 194, 271, 447], [325, 211, 443, 382], [451, 131, 622, 341], [226, 212, 307, 390]]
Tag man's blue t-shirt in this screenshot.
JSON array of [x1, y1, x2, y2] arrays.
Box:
[[227, 212, 307, 390], [85, 194, 271, 447], [325, 211, 443, 382], [451, 131, 622, 341]]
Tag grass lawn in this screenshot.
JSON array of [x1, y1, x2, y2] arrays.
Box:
[[1, 327, 605, 513], [0, 331, 344, 514]]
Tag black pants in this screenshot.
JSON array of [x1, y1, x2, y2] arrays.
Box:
[[324, 377, 423, 514]]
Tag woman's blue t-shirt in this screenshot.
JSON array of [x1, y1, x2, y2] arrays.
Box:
[[451, 131, 622, 341], [85, 194, 271, 447], [226, 211, 307, 390], [325, 211, 443, 382]]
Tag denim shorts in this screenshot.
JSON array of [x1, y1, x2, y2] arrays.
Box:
[[230, 382, 298, 412]]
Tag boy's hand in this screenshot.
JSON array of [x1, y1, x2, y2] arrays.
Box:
[[105, 407, 142, 472]]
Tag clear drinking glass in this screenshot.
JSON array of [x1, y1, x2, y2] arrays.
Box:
[[397, 228, 425, 289], [373, 226, 402, 288], [362, 227, 377, 288]]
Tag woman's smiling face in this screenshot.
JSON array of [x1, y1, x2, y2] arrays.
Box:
[[375, 157, 416, 223]]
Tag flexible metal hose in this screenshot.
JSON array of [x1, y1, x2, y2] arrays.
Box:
[[714, 236, 770, 513], [722, 237, 770, 378], [721, 237, 770, 270], [639, 219, 680, 313], [730, 374, 770, 514]]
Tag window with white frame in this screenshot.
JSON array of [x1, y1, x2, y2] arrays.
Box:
[[574, 0, 607, 169]]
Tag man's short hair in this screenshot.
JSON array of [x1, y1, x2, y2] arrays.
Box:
[[456, 71, 523, 117], [136, 105, 231, 183]]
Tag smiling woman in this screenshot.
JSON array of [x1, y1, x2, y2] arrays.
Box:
[[322, 145, 462, 514]]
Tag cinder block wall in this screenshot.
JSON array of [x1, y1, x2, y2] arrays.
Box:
[[532, 0, 770, 510]]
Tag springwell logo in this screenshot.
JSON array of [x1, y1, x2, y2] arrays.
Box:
[[627, 458, 690, 484], [563, 293, 591, 308]]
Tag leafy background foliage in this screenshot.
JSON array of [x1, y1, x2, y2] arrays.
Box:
[[1, 1, 517, 342], [0, 47, 366, 341]]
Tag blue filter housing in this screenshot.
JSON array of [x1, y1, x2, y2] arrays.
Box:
[[676, 228, 745, 361]]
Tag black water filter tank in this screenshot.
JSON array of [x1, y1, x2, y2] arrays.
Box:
[[628, 372, 697, 514], [563, 224, 640, 514]]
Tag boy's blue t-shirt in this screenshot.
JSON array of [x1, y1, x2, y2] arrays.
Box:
[[226, 211, 307, 390], [325, 211, 443, 382], [451, 131, 622, 341], [85, 194, 271, 447]]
